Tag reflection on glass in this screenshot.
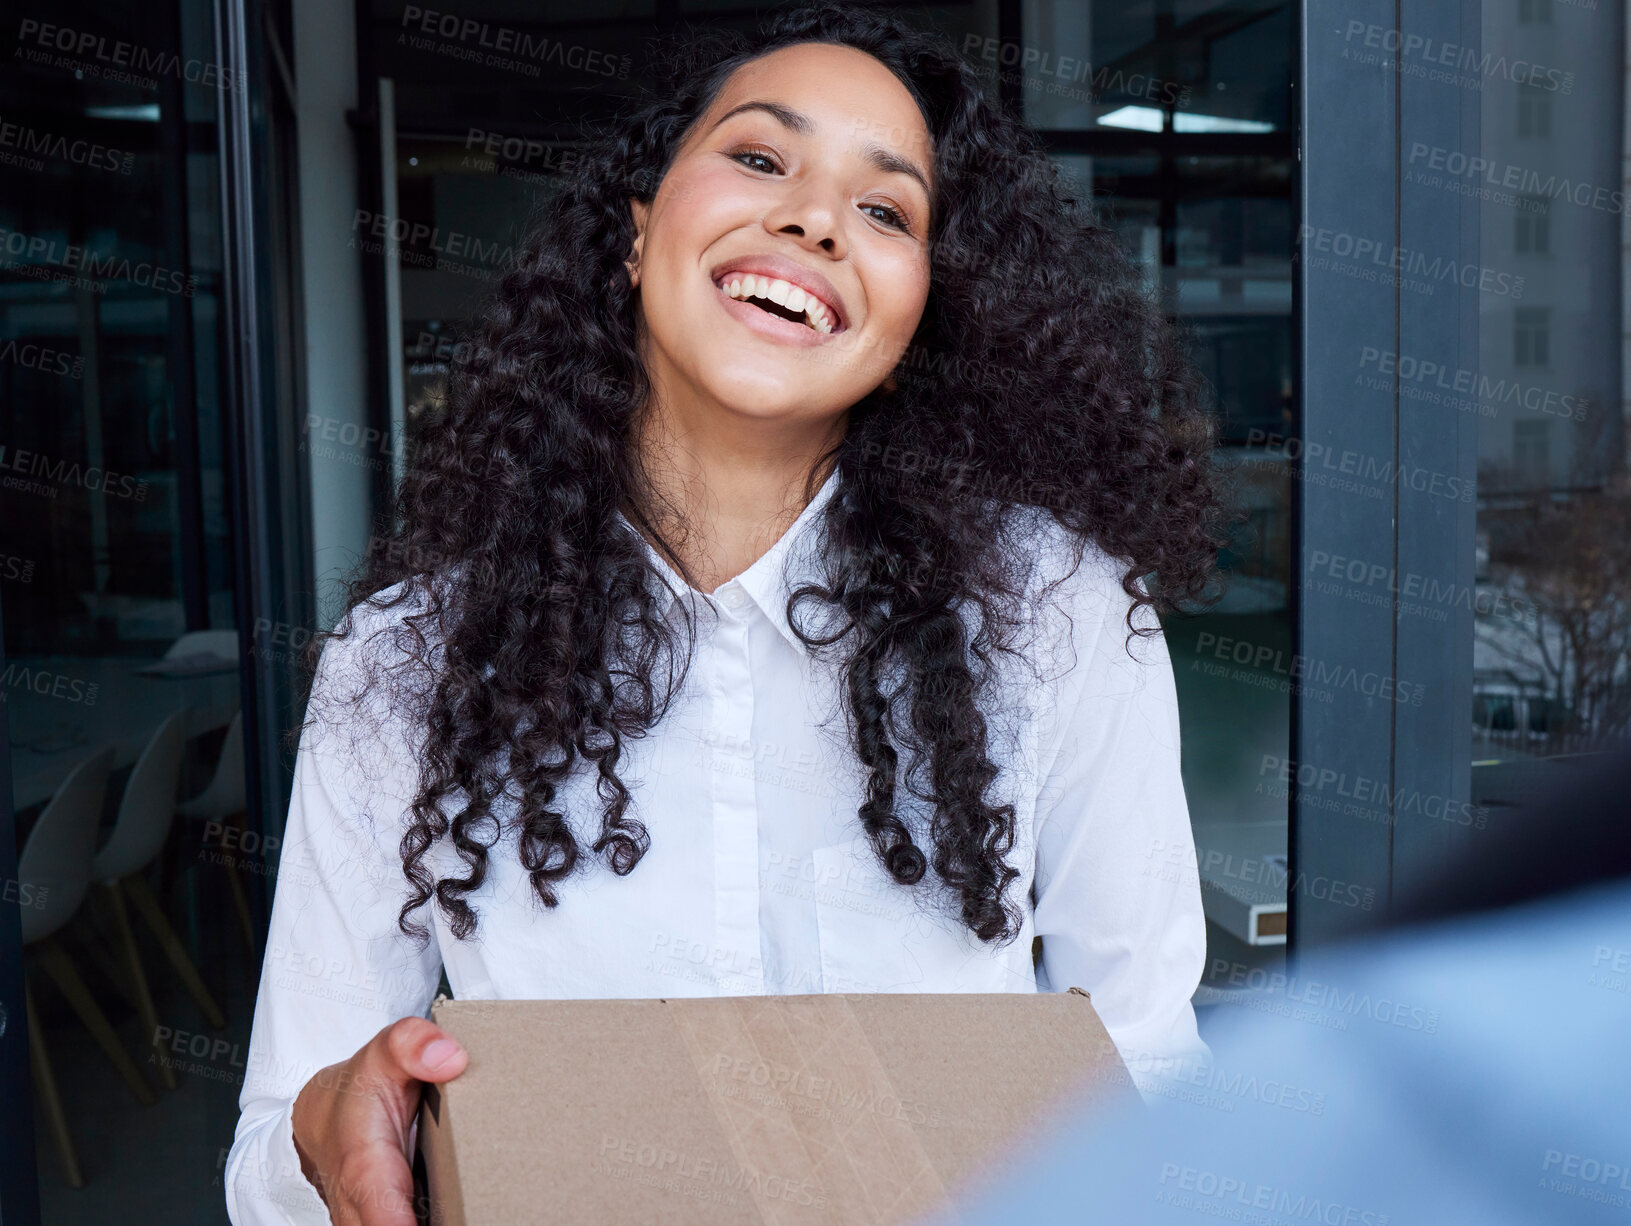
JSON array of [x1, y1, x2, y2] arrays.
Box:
[[1019, 0, 1289, 132], [394, 137, 557, 443], [1164, 151, 1294, 971], [2, 0, 249, 1220], [1098, 105, 1276, 133], [1471, 4, 1629, 809], [1040, 0, 1297, 983]]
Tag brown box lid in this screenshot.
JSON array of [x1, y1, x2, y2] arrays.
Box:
[[416, 988, 1133, 1225]]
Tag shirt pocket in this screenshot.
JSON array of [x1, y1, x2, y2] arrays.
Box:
[[810, 835, 1035, 995]]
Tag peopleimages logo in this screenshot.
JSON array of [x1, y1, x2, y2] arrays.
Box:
[[1157, 1165, 1391, 1225], [960, 34, 1191, 106], [462, 128, 589, 177], [398, 6, 631, 79], [1258, 754, 1487, 830], [15, 19, 247, 92], [1208, 958, 1443, 1033], [1298, 225, 1524, 299], [1245, 429, 1476, 505], [350, 209, 502, 261], [1407, 143, 1624, 215], [1307, 550, 1534, 628], [3, 662, 98, 706], [0, 443, 146, 500], [1194, 630, 1427, 706], [0, 226, 196, 297], [0, 339, 82, 379], [1358, 347, 1587, 422], [1340, 20, 1575, 93], [0, 113, 134, 174]]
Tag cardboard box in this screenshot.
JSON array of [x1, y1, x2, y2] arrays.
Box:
[[415, 987, 1134, 1226]]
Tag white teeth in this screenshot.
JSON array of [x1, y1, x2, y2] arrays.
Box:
[[718, 271, 837, 333]]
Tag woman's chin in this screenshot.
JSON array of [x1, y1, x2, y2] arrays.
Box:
[[699, 374, 843, 424]]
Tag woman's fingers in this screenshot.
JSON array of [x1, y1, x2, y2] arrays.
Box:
[[291, 1016, 468, 1226], [381, 1016, 469, 1087]]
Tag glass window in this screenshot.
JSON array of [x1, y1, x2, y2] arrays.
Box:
[[370, 3, 649, 127], [0, 8, 234, 644], [1514, 199, 1550, 254], [1472, 4, 1626, 822], [1028, 0, 1297, 1003], [1051, 154, 1162, 291], [1173, 157, 1294, 441], [1512, 307, 1551, 368], [1512, 420, 1552, 488], [1017, 0, 1289, 133], [393, 138, 548, 424], [3, 0, 248, 1219], [1517, 83, 1553, 139]]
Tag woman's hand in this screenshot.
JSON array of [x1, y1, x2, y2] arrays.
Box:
[[290, 1017, 468, 1226]]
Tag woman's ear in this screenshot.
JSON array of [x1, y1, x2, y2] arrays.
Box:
[[626, 197, 649, 288]]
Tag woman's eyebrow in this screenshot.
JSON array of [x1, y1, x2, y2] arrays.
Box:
[[709, 99, 932, 200]]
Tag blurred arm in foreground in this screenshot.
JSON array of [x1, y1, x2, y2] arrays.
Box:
[[943, 747, 1631, 1226]]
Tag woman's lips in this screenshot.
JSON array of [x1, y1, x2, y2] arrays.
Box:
[[709, 254, 848, 330], [712, 278, 842, 348]]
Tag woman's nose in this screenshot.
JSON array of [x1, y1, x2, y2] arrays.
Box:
[[761, 181, 847, 258]]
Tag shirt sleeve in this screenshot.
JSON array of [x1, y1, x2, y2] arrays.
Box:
[[1029, 550, 1210, 1099], [225, 601, 445, 1225]]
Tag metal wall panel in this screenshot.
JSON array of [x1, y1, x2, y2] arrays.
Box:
[[1295, 0, 1404, 942], [1298, 1, 1485, 941]]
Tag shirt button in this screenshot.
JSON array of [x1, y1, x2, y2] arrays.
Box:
[[719, 586, 748, 611]]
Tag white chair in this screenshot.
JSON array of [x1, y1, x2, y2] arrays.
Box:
[[90, 706, 226, 1095], [175, 708, 257, 966], [162, 628, 240, 664], [21, 745, 155, 1188]]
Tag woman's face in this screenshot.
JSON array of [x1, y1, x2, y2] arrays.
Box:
[[628, 42, 935, 436]]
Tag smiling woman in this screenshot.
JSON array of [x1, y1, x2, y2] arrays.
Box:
[[623, 39, 940, 593], [225, 5, 1230, 1224]]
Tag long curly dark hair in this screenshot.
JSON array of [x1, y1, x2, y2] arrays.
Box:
[[298, 1, 1228, 951]]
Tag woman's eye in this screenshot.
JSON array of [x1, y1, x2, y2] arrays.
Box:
[[728, 148, 911, 233], [731, 149, 780, 174], [862, 202, 911, 232]]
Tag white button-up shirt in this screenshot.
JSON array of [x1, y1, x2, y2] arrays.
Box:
[[225, 470, 1208, 1225]]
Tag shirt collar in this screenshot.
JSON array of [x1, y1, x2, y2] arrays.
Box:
[[615, 467, 841, 657]]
